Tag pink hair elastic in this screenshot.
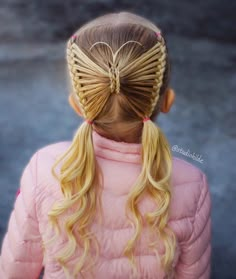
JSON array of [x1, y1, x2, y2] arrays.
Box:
[[85, 119, 93, 125], [156, 31, 161, 39], [72, 34, 77, 40], [16, 188, 20, 197], [143, 117, 150, 123]]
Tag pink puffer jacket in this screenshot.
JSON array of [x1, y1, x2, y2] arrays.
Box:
[[0, 130, 212, 279]]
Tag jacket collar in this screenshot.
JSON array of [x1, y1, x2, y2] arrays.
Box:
[[92, 130, 142, 164]]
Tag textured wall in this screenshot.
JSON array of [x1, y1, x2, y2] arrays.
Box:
[[0, 1, 236, 279], [0, 0, 235, 43]]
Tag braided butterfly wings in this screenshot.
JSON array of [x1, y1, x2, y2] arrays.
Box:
[[67, 31, 166, 119]]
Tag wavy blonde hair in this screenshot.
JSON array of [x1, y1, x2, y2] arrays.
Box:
[[42, 11, 176, 279]]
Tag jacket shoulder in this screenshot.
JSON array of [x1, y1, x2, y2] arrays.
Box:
[[172, 156, 206, 185], [169, 157, 210, 231], [31, 141, 72, 207], [37, 141, 72, 158], [34, 141, 72, 191]]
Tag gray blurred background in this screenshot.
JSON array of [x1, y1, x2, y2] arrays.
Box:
[[0, 1, 235, 278]]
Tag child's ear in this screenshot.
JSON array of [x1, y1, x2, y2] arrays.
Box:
[[68, 94, 83, 117], [160, 88, 175, 113]]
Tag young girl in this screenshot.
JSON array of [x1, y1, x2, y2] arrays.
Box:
[[0, 11, 212, 279]]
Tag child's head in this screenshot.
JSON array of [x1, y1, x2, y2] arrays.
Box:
[[67, 11, 175, 143], [46, 11, 176, 279]]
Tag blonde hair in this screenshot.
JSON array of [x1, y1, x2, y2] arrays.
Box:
[[42, 11, 176, 279]]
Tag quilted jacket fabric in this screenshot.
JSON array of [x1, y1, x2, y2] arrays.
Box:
[[0, 130, 212, 279]]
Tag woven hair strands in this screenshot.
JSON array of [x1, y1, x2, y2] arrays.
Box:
[[68, 29, 166, 123]]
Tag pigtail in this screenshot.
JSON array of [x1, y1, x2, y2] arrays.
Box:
[[142, 120, 176, 276], [124, 119, 176, 278], [43, 121, 103, 278]]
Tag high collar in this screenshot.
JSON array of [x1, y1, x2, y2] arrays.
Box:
[[92, 130, 142, 164]]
